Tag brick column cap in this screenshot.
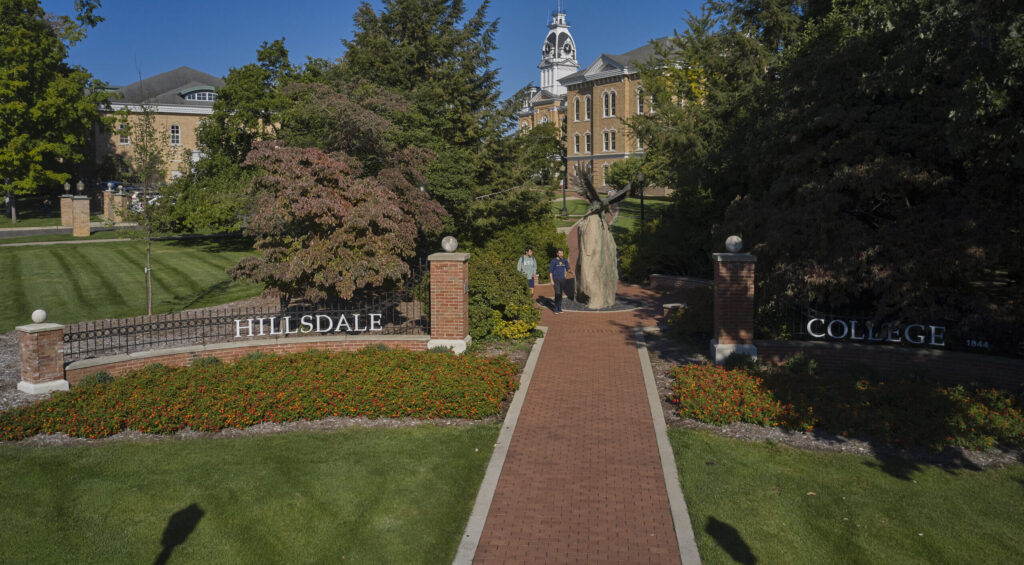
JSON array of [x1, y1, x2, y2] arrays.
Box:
[[713, 253, 757, 263], [72, 195, 90, 201], [60, 194, 73, 199], [16, 322, 64, 334], [428, 252, 470, 263]]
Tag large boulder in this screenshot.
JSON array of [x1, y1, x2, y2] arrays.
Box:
[[575, 214, 618, 309]]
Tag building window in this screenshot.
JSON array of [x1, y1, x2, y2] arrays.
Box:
[[602, 164, 610, 186], [584, 96, 591, 121], [637, 89, 644, 115], [170, 125, 180, 146], [184, 91, 217, 101], [118, 124, 129, 145], [603, 90, 617, 117], [610, 130, 616, 151], [574, 134, 580, 154], [574, 97, 580, 121], [637, 137, 644, 151], [602, 131, 609, 152], [584, 132, 591, 153], [541, 115, 550, 124]]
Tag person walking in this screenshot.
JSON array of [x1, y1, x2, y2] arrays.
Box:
[[548, 249, 572, 313], [517, 247, 539, 294]]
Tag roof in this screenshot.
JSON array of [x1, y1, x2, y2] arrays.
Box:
[[560, 38, 673, 85], [111, 67, 225, 107]]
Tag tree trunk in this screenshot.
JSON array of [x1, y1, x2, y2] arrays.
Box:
[[146, 231, 153, 315], [9, 196, 16, 223]]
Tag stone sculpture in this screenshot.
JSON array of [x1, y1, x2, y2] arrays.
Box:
[[573, 163, 630, 309]]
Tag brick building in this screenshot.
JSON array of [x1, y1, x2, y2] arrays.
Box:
[[517, 7, 663, 189], [95, 66, 224, 183]]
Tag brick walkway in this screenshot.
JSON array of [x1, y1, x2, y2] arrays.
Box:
[[473, 277, 687, 564]]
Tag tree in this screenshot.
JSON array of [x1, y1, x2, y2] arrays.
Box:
[[230, 82, 445, 302], [725, 0, 1024, 337], [0, 0, 109, 221]]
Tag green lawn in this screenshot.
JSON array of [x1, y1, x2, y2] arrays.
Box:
[[671, 428, 1024, 564], [611, 195, 672, 234], [0, 237, 262, 331], [0, 230, 127, 245], [0, 425, 497, 564]]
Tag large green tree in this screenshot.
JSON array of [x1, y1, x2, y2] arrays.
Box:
[[0, 0, 109, 220], [727, 0, 1024, 342]]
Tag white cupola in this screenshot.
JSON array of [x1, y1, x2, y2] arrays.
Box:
[[538, 4, 578, 97]]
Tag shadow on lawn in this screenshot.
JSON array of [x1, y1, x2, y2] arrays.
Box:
[[153, 503, 205, 565], [164, 234, 253, 253], [706, 516, 757, 564]]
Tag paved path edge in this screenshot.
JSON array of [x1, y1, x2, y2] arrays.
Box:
[[452, 327, 548, 565], [635, 328, 703, 564]]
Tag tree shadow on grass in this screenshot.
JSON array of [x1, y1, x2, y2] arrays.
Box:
[[706, 516, 757, 564], [153, 503, 204, 565], [163, 234, 253, 253]]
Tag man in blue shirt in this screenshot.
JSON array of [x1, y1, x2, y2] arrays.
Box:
[[548, 249, 572, 313]]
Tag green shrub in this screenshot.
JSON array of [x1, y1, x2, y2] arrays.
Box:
[[429, 345, 454, 354], [77, 371, 114, 388], [0, 349, 519, 440], [667, 286, 714, 338], [190, 356, 223, 368], [239, 352, 271, 362], [722, 353, 758, 372], [668, 353, 1024, 451], [478, 219, 566, 284], [467, 250, 540, 341]]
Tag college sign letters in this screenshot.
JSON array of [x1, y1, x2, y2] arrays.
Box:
[[806, 318, 946, 347], [234, 314, 383, 338]]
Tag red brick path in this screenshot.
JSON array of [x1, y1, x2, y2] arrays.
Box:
[[473, 281, 684, 564]]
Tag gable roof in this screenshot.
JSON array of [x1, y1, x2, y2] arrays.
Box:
[[111, 67, 225, 107], [560, 38, 672, 86]]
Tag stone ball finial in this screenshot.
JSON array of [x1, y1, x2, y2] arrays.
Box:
[[725, 235, 743, 253], [441, 236, 458, 253], [31, 309, 47, 324], [63, 182, 70, 193]]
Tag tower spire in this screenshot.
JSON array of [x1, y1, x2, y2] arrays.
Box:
[[538, 3, 578, 96]]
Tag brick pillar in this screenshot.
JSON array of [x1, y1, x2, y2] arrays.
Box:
[[112, 192, 126, 222], [59, 195, 73, 227], [72, 195, 91, 237], [103, 190, 113, 220], [17, 319, 69, 394], [428, 249, 471, 354], [711, 239, 757, 364]]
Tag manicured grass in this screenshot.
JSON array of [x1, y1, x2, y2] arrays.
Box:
[[610, 195, 672, 234], [0, 237, 262, 331], [671, 428, 1024, 564], [0, 425, 498, 564], [0, 231, 128, 245]]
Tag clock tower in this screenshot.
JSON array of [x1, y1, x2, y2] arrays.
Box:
[[538, 6, 578, 97]]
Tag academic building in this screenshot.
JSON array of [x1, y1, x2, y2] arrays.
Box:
[[518, 8, 659, 188], [95, 66, 224, 183]]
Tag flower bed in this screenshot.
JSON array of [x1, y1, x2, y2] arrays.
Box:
[[669, 355, 1024, 451], [0, 349, 519, 440]]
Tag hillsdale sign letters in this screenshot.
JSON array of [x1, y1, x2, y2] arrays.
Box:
[[806, 318, 946, 347], [235, 314, 383, 338]]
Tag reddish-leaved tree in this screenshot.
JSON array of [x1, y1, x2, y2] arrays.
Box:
[[231, 139, 444, 301]]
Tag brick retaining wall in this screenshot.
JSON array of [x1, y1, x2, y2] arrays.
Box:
[[65, 335, 430, 385], [756, 340, 1024, 388]]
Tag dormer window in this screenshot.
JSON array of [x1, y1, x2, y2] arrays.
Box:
[[184, 91, 217, 101]]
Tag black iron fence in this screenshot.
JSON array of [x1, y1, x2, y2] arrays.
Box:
[[64, 263, 428, 363], [757, 295, 1023, 359]]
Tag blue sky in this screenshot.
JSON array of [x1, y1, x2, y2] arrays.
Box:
[[40, 0, 703, 98]]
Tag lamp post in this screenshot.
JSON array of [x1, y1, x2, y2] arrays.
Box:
[[638, 171, 646, 228], [560, 116, 568, 215]]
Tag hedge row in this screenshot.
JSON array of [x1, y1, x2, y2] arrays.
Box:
[[0, 349, 519, 441], [669, 355, 1024, 451]]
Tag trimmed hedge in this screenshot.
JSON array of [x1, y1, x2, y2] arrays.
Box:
[[669, 355, 1024, 451], [0, 349, 519, 440]]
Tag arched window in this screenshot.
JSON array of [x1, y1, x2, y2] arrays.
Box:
[[602, 164, 610, 186], [603, 90, 617, 117], [574, 134, 580, 154], [584, 96, 592, 121], [602, 131, 609, 152], [184, 91, 217, 101], [610, 130, 616, 151], [637, 88, 644, 115], [584, 132, 592, 153], [169, 125, 180, 146], [574, 97, 580, 122]]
